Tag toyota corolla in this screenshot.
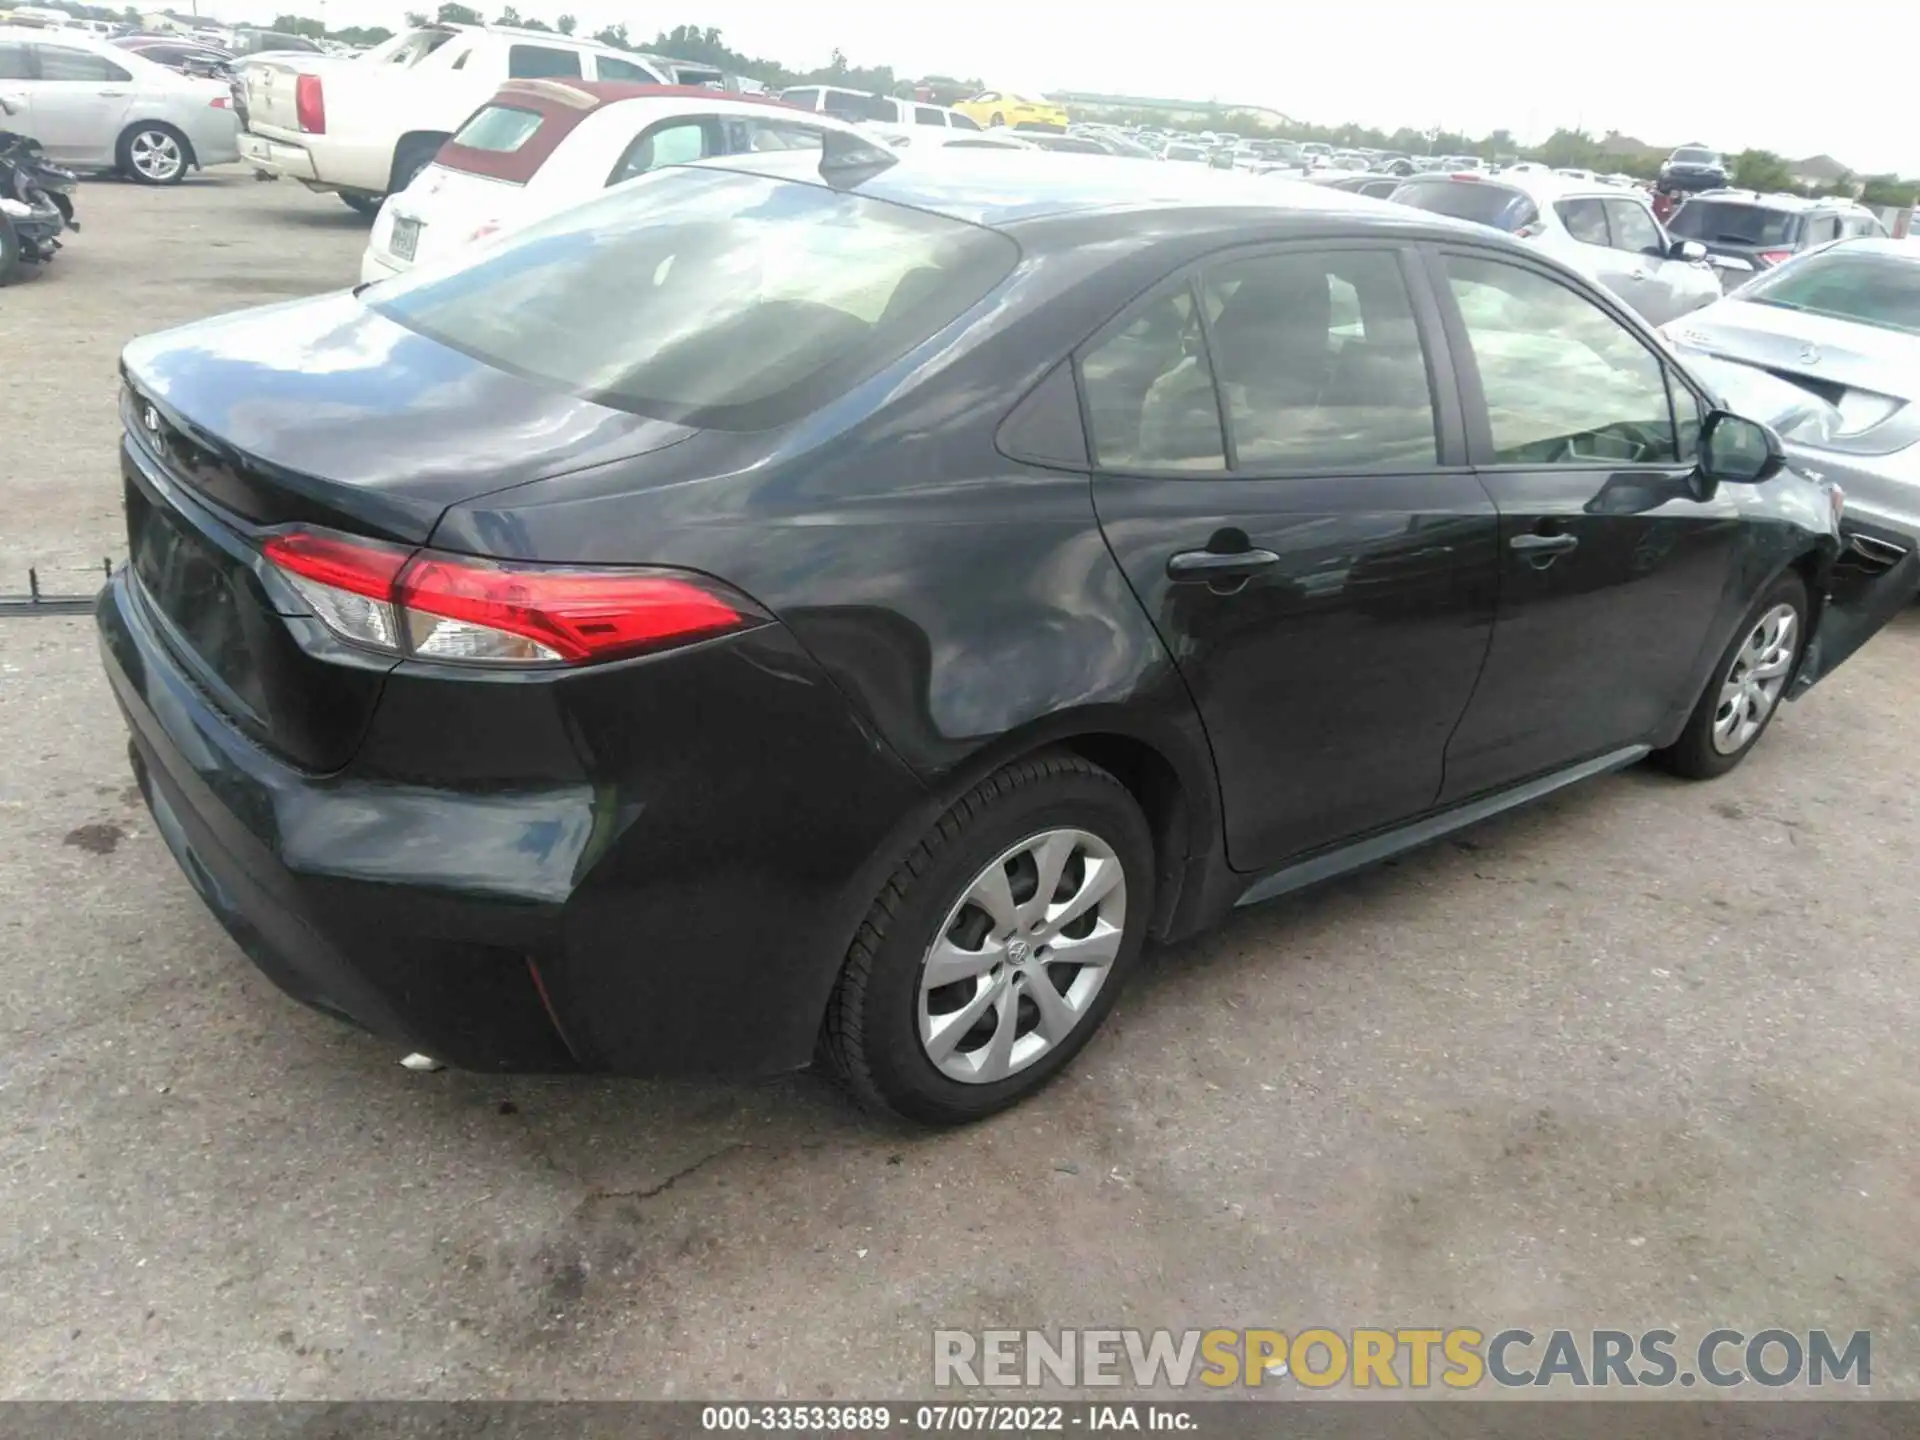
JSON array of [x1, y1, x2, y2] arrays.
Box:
[[98, 151, 1917, 1123]]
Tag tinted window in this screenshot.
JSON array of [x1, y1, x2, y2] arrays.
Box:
[[1080, 287, 1225, 472], [1667, 200, 1797, 247], [0, 42, 30, 79], [370, 167, 1017, 430], [607, 119, 715, 183], [1556, 197, 1609, 245], [1201, 251, 1436, 471], [36, 45, 131, 81], [820, 90, 893, 123], [1445, 255, 1677, 465], [507, 45, 580, 79], [1392, 179, 1539, 233], [450, 105, 543, 152], [780, 87, 820, 110], [596, 54, 662, 82], [1604, 199, 1663, 255], [949, 111, 981, 131], [1740, 247, 1920, 335], [914, 105, 945, 127]]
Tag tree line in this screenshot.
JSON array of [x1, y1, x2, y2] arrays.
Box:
[[26, 0, 1919, 204]]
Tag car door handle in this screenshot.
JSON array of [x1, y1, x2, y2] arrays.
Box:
[[1166, 547, 1281, 581], [1510, 532, 1579, 555]]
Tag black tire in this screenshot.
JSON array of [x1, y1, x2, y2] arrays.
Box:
[[116, 122, 191, 185], [338, 190, 382, 217], [821, 752, 1154, 1125], [388, 136, 443, 197], [1656, 570, 1808, 780], [0, 216, 20, 286], [990, 112, 1006, 127]]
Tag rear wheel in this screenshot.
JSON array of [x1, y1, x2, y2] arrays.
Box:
[[1657, 571, 1807, 779], [821, 753, 1152, 1125], [117, 123, 189, 184]]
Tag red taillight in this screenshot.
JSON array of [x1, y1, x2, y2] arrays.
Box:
[[209, 95, 230, 109], [263, 528, 762, 667], [1758, 249, 1792, 265], [1450, 172, 1480, 181], [295, 73, 325, 134]]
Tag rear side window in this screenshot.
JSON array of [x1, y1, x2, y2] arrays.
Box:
[[820, 90, 893, 123], [1202, 250, 1437, 471], [1080, 287, 1225, 472], [1392, 179, 1539, 233], [780, 87, 820, 110], [729, 118, 824, 153], [606, 119, 716, 184], [1667, 201, 1797, 247], [1802, 214, 1841, 245], [914, 105, 945, 126], [950, 112, 982, 131], [450, 105, 544, 153], [1556, 197, 1609, 246], [0, 42, 30, 79], [369, 167, 1018, 430], [507, 45, 580, 79]]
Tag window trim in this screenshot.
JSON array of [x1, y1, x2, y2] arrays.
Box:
[[1424, 241, 1702, 473], [1070, 237, 1467, 481]]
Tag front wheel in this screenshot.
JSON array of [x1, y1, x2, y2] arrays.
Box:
[[1657, 571, 1807, 779], [117, 123, 189, 184], [820, 752, 1153, 1125]]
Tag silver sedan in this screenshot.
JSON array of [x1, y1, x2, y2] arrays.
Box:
[[0, 25, 239, 184], [1664, 239, 1920, 547]]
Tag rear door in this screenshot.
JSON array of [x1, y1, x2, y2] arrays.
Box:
[[0, 38, 34, 136], [1086, 242, 1500, 873], [1431, 247, 1744, 800], [20, 40, 133, 164]]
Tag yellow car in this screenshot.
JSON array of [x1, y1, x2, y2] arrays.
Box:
[[953, 91, 1070, 133]]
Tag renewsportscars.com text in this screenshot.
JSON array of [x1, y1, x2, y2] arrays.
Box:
[[933, 1327, 1871, 1390]]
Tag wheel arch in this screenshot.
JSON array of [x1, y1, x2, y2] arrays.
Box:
[[118, 117, 195, 168], [388, 130, 451, 193]]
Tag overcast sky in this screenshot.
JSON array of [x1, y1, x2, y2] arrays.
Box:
[[213, 0, 1918, 175]]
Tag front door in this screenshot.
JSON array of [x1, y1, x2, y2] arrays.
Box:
[[1085, 243, 1500, 873], [1432, 248, 1745, 802]]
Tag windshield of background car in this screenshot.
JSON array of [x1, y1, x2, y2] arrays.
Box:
[[1666, 201, 1796, 247], [1739, 248, 1920, 336], [1672, 148, 1719, 164], [1390, 178, 1539, 232], [367, 167, 1019, 430]]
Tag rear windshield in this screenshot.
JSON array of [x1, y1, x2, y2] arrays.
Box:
[[368, 167, 1018, 429], [1741, 247, 1920, 335], [451, 105, 543, 153], [1391, 178, 1538, 232], [1668, 200, 1797, 247]]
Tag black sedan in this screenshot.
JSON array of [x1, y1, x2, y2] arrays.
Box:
[[98, 151, 1917, 1124]]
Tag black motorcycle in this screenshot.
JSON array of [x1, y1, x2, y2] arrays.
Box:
[[0, 95, 80, 285]]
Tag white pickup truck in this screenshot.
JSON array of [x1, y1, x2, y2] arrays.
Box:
[[239, 23, 729, 213]]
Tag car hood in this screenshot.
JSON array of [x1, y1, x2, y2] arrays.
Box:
[[1667, 299, 1920, 401], [121, 290, 695, 543]]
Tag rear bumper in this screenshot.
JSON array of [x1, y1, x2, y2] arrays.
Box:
[[97, 565, 927, 1077], [239, 131, 320, 183], [358, 246, 406, 285]]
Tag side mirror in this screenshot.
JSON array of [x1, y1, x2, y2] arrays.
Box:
[[1671, 238, 1707, 262], [1699, 410, 1784, 484]]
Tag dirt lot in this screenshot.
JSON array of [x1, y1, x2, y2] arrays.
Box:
[[1, 174, 1917, 1399]]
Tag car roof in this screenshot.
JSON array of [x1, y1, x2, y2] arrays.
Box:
[[692, 148, 1483, 235]]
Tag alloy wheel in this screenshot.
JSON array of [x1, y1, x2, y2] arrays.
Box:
[[130, 130, 184, 182], [917, 828, 1126, 1085], [1711, 602, 1798, 754]]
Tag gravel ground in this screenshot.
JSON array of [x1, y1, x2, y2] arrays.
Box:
[[0, 174, 1915, 1400]]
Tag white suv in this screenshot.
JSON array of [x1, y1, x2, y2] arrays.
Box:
[[777, 85, 981, 135]]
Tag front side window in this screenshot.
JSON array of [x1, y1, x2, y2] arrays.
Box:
[[1080, 286, 1225, 472], [596, 54, 663, 83], [606, 119, 715, 183], [369, 167, 1017, 430], [1202, 250, 1436, 471], [1556, 197, 1609, 246], [507, 45, 581, 79], [1604, 199, 1663, 256], [820, 90, 893, 123], [1445, 255, 1678, 465], [914, 105, 945, 126], [36, 45, 130, 81]]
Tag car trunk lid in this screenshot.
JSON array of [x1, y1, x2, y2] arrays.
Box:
[[375, 162, 525, 271]]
